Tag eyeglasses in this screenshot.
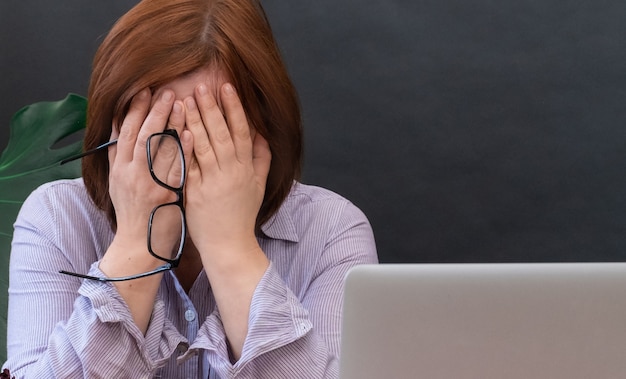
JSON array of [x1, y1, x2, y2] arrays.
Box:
[[59, 129, 186, 281]]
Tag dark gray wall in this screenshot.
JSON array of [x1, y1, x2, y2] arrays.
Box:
[[2, 1, 626, 263]]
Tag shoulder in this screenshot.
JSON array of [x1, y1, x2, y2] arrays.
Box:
[[262, 181, 373, 243], [30, 177, 88, 196], [22, 178, 94, 214], [18, 178, 108, 234], [11, 178, 112, 276], [287, 182, 367, 223], [287, 182, 352, 207]]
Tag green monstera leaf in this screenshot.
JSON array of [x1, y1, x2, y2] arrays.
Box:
[[0, 93, 87, 363]]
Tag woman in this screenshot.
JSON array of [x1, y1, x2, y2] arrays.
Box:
[[5, 0, 377, 377]]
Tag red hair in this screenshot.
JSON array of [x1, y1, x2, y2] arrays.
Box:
[[82, 0, 302, 230]]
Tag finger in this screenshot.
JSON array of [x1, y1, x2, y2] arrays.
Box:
[[107, 127, 120, 169], [135, 89, 175, 163], [149, 101, 186, 186], [180, 129, 194, 181], [184, 96, 215, 172], [186, 152, 200, 179], [116, 88, 151, 163], [220, 83, 253, 164], [168, 100, 185, 135], [185, 147, 202, 199], [165, 102, 187, 187], [149, 132, 183, 189], [180, 128, 194, 162], [195, 83, 235, 168], [252, 132, 272, 186]]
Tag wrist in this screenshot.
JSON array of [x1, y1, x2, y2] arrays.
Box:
[[199, 241, 269, 276], [100, 237, 163, 278]]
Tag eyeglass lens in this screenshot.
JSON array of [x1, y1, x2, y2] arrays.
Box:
[[148, 133, 185, 189], [147, 132, 185, 262], [149, 204, 185, 261]]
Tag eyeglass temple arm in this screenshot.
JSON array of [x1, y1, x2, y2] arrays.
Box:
[[60, 139, 119, 165], [59, 263, 172, 282]]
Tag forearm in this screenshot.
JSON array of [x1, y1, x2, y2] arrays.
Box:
[[13, 308, 147, 378], [7, 264, 181, 378], [200, 242, 269, 361], [99, 238, 164, 333], [199, 199, 377, 378], [192, 263, 339, 378]]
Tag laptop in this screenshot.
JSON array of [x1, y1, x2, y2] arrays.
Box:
[[339, 263, 626, 379]]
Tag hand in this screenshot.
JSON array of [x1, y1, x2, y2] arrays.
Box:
[[183, 82, 272, 259], [106, 89, 193, 271], [184, 81, 272, 361]]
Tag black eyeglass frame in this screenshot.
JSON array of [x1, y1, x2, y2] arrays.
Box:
[[59, 129, 187, 282]]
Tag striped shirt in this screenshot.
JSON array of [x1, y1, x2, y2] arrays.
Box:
[[4, 178, 378, 378]]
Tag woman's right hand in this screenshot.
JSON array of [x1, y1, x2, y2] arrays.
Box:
[[99, 88, 192, 333], [101, 88, 192, 278]]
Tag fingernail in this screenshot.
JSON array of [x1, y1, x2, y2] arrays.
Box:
[[224, 83, 236, 95], [162, 90, 173, 102], [197, 84, 208, 95], [138, 88, 150, 99], [173, 101, 183, 114], [185, 97, 197, 110]]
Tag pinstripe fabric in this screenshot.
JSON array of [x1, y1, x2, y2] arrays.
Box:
[[4, 178, 378, 378]]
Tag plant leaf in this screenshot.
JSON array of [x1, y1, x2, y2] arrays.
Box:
[[0, 93, 87, 363]]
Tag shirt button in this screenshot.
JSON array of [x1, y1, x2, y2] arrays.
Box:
[[185, 309, 196, 322]]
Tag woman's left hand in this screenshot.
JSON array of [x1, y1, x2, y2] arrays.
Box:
[[183, 82, 272, 263], [184, 81, 272, 361]]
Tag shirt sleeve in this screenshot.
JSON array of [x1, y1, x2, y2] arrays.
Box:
[[4, 183, 187, 378], [186, 198, 378, 378]]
